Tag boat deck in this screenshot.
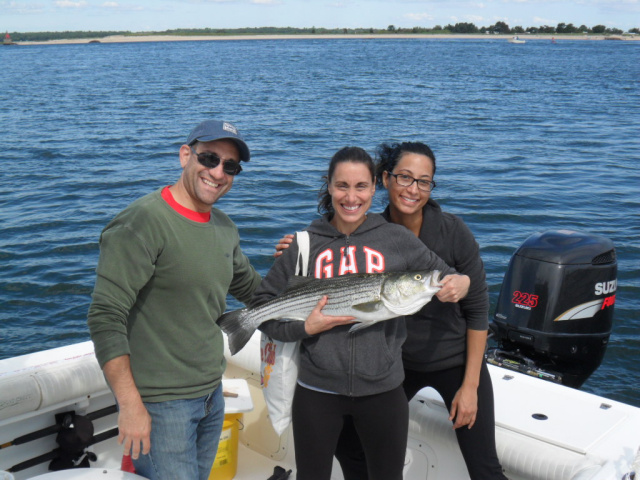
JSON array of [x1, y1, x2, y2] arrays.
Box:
[[2, 341, 640, 480]]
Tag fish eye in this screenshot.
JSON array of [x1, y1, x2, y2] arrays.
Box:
[[414, 274, 422, 281]]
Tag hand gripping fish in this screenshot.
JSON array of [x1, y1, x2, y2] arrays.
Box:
[[218, 270, 442, 355]]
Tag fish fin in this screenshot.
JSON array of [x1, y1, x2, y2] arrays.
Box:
[[351, 301, 384, 314], [217, 309, 257, 355], [348, 322, 372, 333]]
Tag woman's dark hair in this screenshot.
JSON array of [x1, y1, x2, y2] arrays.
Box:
[[318, 146, 375, 216], [375, 142, 436, 188]]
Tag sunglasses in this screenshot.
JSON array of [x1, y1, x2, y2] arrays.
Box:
[[191, 148, 242, 176]]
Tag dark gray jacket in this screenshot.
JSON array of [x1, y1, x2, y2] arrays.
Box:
[[254, 213, 455, 397], [384, 200, 489, 372]]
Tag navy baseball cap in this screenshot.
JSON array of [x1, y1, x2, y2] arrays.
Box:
[[186, 120, 250, 162]]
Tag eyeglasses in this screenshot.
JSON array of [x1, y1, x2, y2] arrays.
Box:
[[191, 148, 242, 176], [388, 172, 436, 192]]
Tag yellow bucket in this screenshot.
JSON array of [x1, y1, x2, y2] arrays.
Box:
[[209, 413, 242, 480]]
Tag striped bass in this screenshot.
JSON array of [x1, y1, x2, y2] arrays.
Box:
[[218, 270, 442, 355]]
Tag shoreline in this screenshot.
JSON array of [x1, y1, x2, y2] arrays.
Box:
[[13, 33, 639, 46]]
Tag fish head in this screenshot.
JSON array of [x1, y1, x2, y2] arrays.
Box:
[[380, 270, 442, 315]]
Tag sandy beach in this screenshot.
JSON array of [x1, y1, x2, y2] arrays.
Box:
[[13, 33, 638, 46]]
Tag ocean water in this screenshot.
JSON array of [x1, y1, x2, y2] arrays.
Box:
[[1, 38, 639, 405]]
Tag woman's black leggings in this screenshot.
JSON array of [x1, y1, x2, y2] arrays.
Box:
[[292, 384, 408, 480], [335, 362, 508, 480]]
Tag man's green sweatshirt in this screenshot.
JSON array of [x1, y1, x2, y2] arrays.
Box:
[[87, 188, 261, 402]]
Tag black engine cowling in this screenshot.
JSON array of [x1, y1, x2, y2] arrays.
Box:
[[487, 229, 617, 388]]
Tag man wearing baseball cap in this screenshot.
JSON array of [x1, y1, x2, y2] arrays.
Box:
[[88, 120, 261, 480]]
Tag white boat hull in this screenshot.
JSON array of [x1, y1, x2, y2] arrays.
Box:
[[2, 338, 639, 480]]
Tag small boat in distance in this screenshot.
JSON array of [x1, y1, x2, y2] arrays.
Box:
[[508, 35, 526, 44]]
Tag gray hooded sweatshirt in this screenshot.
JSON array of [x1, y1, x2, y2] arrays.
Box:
[[254, 213, 455, 397]]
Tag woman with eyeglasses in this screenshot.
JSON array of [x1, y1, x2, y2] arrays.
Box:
[[336, 142, 507, 480], [256, 146, 468, 480], [276, 142, 505, 479]]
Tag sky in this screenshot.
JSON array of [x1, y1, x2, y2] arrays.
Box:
[[2, 0, 639, 34]]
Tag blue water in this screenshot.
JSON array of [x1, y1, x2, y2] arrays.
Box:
[[1, 38, 639, 405]]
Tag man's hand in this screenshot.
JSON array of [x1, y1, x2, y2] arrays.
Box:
[[117, 398, 152, 459], [103, 356, 152, 459]]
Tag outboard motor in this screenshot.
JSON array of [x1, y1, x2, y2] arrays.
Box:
[[486, 229, 617, 388]]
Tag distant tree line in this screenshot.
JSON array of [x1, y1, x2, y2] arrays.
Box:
[[6, 23, 639, 42], [7, 30, 130, 42], [441, 21, 634, 35]]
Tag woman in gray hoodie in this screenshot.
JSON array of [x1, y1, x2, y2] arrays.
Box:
[[255, 146, 467, 480], [335, 142, 507, 480]]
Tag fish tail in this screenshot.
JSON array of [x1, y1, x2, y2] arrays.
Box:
[[217, 309, 257, 355]]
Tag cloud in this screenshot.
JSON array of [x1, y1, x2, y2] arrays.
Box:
[[465, 15, 485, 23], [98, 1, 144, 12], [592, 0, 640, 14], [2, 2, 46, 14], [533, 16, 557, 25], [55, 0, 87, 7], [405, 12, 434, 22]]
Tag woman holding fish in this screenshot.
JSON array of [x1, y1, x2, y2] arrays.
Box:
[[252, 146, 468, 480], [334, 142, 507, 480], [276, 142, 506, 480]]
